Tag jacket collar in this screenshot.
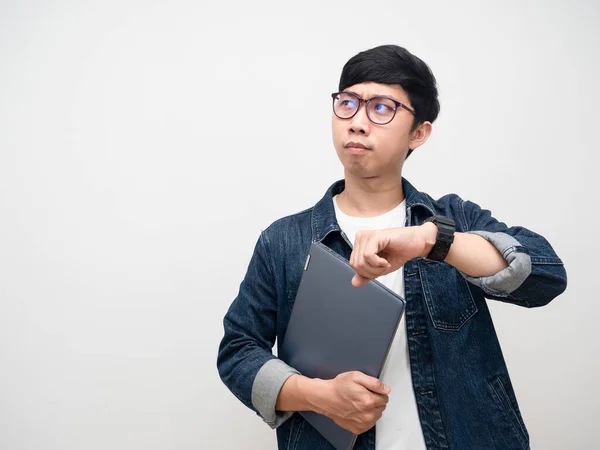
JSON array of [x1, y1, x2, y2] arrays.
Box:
[[311, 177, 436, 243]]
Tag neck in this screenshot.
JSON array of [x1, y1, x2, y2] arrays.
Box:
[[336, 171, 405, 218]]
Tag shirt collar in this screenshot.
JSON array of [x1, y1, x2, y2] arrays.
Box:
[[311, 177, 436, 243]]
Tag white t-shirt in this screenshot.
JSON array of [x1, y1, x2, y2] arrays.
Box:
[[333, 195, 427, 450]]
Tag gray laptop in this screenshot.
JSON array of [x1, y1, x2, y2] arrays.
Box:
[[279, 241, 406, 450]]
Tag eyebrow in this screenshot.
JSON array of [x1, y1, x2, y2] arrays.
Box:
[[344, 90, 401, 103]]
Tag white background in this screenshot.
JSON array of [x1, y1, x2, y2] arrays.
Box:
[[0, 1, 598, 449]]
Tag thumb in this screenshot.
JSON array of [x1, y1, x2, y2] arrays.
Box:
[[351, 273, 370, 287], [353, 372, 391, 394]]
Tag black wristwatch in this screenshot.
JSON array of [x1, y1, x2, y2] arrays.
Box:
[[423, 215, 456, 261]]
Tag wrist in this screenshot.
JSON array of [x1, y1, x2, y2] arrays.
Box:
[[419, 222, 438, 258], [304, 377, 331, 416], [286, 375, 329, 414]]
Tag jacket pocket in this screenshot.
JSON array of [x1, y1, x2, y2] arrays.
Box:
[[418, 259, 478, 331], [488, 376, 530, 450]]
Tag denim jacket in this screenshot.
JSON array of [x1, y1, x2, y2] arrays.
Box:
[[217, 178, 567, 450]]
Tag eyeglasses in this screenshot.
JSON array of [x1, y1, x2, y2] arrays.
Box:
[[331, 91, 415, 125]]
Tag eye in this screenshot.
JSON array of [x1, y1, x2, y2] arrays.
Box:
[[340, 99, 357, 109], [374, 103, 392, 114]]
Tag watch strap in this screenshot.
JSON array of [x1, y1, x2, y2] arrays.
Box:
[[423, 215, 456, 261]]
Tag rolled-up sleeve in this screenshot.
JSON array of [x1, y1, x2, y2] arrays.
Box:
[[217, 231, 298, 428], [252, 359, 300, 429], [461, 230, 532, 297], [459, 199, 567, 307]]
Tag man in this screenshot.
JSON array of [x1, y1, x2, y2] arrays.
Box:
[[217, 45, 567, 450]]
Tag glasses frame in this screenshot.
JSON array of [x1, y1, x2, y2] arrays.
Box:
[[331, 91, 416, 125]]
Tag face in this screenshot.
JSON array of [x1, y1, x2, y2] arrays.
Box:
[[331, 81, 431, 179]]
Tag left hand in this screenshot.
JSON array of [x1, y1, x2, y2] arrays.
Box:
[[349, 223, 437, 287]]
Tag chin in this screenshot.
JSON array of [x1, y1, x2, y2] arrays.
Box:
[[336, 150, 375, 175], [344, 162, 373, 178]]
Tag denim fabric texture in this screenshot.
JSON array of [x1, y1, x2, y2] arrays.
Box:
[[217, 178, 567, 450]]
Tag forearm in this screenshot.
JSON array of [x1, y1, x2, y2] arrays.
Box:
[[420, 223, 508, 277]]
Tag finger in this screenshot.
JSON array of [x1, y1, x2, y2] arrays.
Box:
[[352, 273, 370, 287], [358, 234, 390, 278], [352, 238, 383, 280], [359, 232, 381, 272], [354, 232, 366, 274], [370, 405, 386, 423], [354, 263, 382, 281], [350, 240, 368, 282], [351, 233, 389, 286], [349, 231, 364, 269], [370, 405, 387, 419], [365, 234, 387, 265], [364, 252, 390, 269], [352, 372, 391, 394], [370, 392, 390, 408]]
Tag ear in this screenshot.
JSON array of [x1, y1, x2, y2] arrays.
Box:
[[408, 121, 433, 153]]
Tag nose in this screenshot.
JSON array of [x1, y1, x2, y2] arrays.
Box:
[[347, 103, 370, 135]]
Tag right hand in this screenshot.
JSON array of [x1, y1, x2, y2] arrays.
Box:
[[315, 371, 391, 435]]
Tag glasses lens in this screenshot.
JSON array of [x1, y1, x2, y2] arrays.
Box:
[[333, 92, 359, 118], [366, 97, 397, 124]]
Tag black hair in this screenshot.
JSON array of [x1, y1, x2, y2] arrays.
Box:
[[338, 45, 440, 158]]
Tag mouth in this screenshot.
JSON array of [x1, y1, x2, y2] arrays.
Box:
[[344, 142, 371, 154]]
